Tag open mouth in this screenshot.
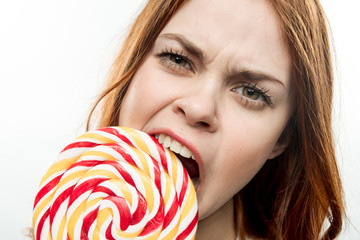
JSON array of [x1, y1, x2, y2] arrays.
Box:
[[154, 134, 200, 189]]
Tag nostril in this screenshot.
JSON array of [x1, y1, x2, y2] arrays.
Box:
[[198, 121, 210, 128], [178, 108, 186, 115], [173, 103, 186, 115]]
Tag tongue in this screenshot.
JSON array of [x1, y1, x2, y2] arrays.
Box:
[[175, 154, 199, 178]]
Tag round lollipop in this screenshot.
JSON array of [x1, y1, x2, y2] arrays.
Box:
[[32, 127, 198, 240]]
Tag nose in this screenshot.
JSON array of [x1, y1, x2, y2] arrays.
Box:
[[172, 82, 219, 132]]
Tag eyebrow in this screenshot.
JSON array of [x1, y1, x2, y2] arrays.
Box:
[[159, 33, 204, 60], [159, 33, 286, 88], [230, 69, 286, 88]]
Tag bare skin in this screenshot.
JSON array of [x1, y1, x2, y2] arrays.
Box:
[[119, 0, 292, 238]]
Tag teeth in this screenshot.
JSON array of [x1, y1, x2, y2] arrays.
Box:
[[158, 134, 166, 143], [170, 140, 182, 153], [163, 136, 171, 148], [155, 134, 195, 159], [180, 146, 192, 158]]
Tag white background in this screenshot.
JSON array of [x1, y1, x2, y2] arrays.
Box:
[[0, 0, 358, 239]]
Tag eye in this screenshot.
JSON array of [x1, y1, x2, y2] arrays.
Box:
[[169, 54, 189, 67], [232, 83, 272, 110], [234, 86, 264, 101], [241, 87, 261, 100], [156, 48, 194, 73]]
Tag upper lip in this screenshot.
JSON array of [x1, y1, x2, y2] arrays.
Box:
[[147, 128, 203, 178]]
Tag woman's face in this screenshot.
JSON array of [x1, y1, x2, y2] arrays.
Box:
[[119, 0, 292, 220]]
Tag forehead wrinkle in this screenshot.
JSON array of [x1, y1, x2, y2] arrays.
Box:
[[158, 0, 291, 88]]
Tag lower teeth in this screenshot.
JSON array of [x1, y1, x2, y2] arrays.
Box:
[[191, 177, 199, 189]]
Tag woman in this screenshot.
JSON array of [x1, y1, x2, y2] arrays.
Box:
[[87, 0, 344, 239]]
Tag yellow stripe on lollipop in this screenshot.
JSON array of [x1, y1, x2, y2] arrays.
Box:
[[56, 215, 66, 240], [123, 127, 151, 154], [40, 156, 78, 185], [169, 152, 179, 184], [77, 132, 116, 144], [32, 127, 198, 240], [81, 150, 119, 161]]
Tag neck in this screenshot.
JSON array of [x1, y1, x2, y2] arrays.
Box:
[[195, 198, 237, 240]]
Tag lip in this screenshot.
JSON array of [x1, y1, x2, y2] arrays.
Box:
[[147, 128, 203, 188]]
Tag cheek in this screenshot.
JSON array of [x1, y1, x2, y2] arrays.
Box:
[[218, 110, 288, 186], [119, 81, 153, 128], [119, 61, 170, 128], [219, 138, 270, 190]]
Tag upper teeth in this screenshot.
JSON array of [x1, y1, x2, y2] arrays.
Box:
[[155, 134, 195, 160]]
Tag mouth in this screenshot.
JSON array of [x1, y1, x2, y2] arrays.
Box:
[[154, 133, 200, 189]]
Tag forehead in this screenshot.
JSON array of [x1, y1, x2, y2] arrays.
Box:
[[159, 0, 291, 86]]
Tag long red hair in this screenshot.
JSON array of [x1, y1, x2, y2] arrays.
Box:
[[87, 0, 344, 239]]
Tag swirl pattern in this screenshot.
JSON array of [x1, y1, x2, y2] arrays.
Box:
[[33, 127, 198, 240]]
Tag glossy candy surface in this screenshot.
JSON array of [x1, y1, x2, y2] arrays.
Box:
[[33, 127, 198, 240]]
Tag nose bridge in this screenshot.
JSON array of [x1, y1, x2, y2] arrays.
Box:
[[189, 76, 219, 112], [173, 74, 220, 130]]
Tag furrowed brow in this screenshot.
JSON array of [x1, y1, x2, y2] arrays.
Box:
[[159, 33, 204, 60]]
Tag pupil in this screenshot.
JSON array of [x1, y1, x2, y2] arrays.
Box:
[[247, 89, 254, 96], [175, 56, 182, 64]]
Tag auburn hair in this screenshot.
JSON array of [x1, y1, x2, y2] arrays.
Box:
[[87, 0, 344, 239]]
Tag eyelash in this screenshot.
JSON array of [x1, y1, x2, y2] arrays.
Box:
[[232, 82, 273, 110], [155, 48, 273, 110], [155, 48, 194, 73]]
